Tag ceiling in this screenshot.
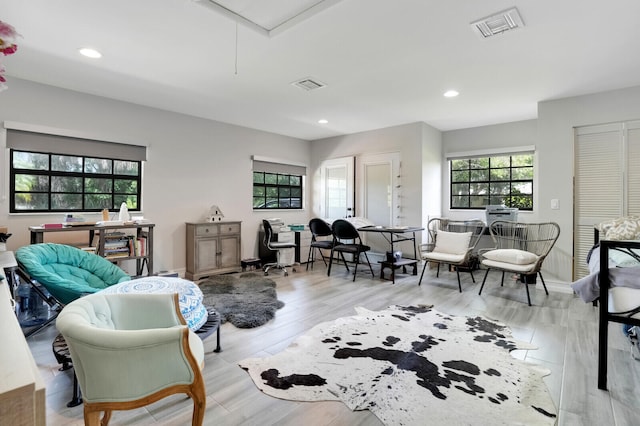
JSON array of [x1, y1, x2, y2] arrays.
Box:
[[2, 0, 640, 140]]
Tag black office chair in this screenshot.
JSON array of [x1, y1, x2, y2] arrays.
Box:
[[262, 220, 297, 276], [328, 219, 374, 281], [306, 218, 335, 270]]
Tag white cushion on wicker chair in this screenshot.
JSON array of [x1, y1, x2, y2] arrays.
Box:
[[433, 230, 472, 255], [482, 249, 539, 265]]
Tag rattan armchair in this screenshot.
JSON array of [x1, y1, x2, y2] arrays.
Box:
[[478, 220, 560, 306], [418, 218, 486, 292]]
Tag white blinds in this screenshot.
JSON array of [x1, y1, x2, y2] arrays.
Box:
[[573, 120, 640, 279]]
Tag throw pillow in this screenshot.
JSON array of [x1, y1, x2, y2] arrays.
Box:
[[482, 249, 538, 265], [434, 230, 472, 255]]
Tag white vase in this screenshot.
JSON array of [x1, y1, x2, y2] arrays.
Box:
[[118, 203, 129, 222]]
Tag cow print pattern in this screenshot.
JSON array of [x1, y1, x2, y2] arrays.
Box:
[[240, 305, 557, 425]]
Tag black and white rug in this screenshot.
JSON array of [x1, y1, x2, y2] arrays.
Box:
[[239, 305, 557, 425], [199, 272, 284, 328]]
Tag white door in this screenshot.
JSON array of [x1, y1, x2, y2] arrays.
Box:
[[356, 152, 400, 227], [319, 156, 355, 221], [356, 152, 401, 254]]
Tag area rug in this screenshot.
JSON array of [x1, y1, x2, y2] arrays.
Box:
[[199, 272, 284, 328], [239, 305, 557, 426]]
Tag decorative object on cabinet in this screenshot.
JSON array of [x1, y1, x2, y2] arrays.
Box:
[[28, 222, 154, 276], [206, 205, 225, 222], [186, 222, 242, 280]]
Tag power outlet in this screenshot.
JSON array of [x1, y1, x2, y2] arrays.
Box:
[[551, 199, 559, 210]]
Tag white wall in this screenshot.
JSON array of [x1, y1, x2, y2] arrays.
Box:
[[538, 85, 640, 283], [0, 78, 311, 274], [310, 122, 442, 247]]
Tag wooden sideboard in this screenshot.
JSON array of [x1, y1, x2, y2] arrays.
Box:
[[0, 258, 46, 425], [185, 222, 242, 280]]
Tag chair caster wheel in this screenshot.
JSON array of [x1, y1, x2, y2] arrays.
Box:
[[264, 272, 269, 276], [284, 272, 289, 276], [292, 268, 297, 272]]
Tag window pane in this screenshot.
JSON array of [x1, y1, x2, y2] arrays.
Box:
[[470, 158, 489, 168], [253, 172, 264, 184], [253, 187, 265, 196], [451, 170, 469, 182], [470, 182, 488, 195], [512, 182, 533, 194], [451, 195, 468, 208], [490, 182, 510, 195], [291, 187, 301, 197], [253, 197, 265, 207], [114, 160, 139, 176], [115, 195, 137, 209], [114, 179, 137, 193], [290, 176, 301, 185], [277, 175, 290, 185], [15, 174, 49, 192], [85, 158, 112, 174], [52, 176, 82, 192], [85, 194, 112, 209], [279, 187, 291, 197], [512, 167, 533, 180], [470, 195, 490, 208], [509, 195, 533, 209], [490, 168, 510, 181], [470, 169, 489, 181], [52, 155, 82, 172], [490, 156, 510, 167], [13, 152, 48, 170], [490, 195, 507, 205], [15, 193, 49, 210], [451, 183, 469, 195], [451, 159, 468, 170], [85, 178, 112, 193], [512, 154, 533, 167], [52, 194, 82, 210], [264, 173, 278, 184], [266, 187, 278, 197]]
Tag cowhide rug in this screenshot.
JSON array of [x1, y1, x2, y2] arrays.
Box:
[[239, 305, 557, 426], [199, 272, 284, 328]]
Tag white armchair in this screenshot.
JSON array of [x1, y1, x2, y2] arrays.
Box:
[[56, 292, 206, 426]]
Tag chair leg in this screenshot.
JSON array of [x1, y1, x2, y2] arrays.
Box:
[[306, 245, 314, 271], [500, 271, 505, 286], [524, 279, 532, 306], [327, 248, 335, 276], [363, 252, 374, 277], [352, 252, 361, 282], [469, 270, 476, 283], [455, 268, 462, 293], [436, 263, 441, 278], [339, 252, 350, 271], [478, 268, 490, 295], [418, 261, 428, 286], [538, 272, 549, 295]]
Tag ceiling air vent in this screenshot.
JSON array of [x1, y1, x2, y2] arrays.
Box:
[[292, 77, 326, 91], [471, 7, 524, 38]]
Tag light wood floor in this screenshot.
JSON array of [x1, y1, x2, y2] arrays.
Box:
[[28, 262, 640, 425]]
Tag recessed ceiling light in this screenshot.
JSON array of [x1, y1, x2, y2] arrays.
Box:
[[444, 90, 459, 98], [78, 48, 102, 59], [318, 119, 328, 124]]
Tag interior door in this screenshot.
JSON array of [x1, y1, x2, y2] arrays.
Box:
[[319, 156, 355, 221], [356, 152, 401, 254]]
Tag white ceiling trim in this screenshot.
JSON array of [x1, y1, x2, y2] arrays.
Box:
[[195, 0, 344, 37]]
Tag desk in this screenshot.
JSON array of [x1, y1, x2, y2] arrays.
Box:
[[29, 222, 154, 276], [0, 251, 18, 297], [358, 226, 424, 283]]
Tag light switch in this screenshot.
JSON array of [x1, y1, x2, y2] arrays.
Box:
[[551, 199, 559, 210]]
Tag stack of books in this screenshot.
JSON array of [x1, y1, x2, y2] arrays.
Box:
[[102, 232, 133, 259]]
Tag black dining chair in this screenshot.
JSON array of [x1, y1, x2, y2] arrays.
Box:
[[306, 218, 336, 270], [328, 219, 374, 281]]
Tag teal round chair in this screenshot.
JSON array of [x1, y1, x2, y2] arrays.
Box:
[[15, 243, 131, 305]]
